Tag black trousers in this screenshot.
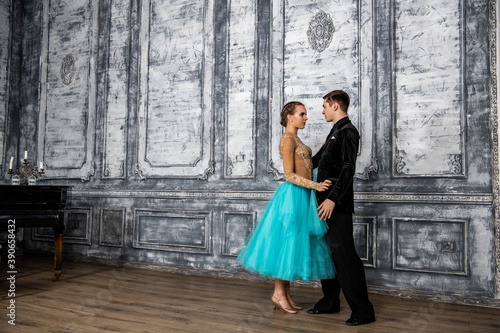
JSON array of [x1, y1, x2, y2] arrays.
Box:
[[315, 213, 375, 320]]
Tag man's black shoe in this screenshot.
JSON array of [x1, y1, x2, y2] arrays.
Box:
[[345, 317, 375, 326], [306, 307, 340, 314]]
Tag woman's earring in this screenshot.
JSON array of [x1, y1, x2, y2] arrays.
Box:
[[290, 119, 293, 122]]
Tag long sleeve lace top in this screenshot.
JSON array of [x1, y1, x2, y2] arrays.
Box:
[[279, 132, 321, 190]]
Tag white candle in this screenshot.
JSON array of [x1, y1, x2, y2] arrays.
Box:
[[9, 157, 13, 169], [40, 161, 44, 170], [24, 151, 28, 160]]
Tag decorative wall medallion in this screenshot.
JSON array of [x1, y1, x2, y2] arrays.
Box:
[[60, 54, 76, 85], [307, 10, 335, 52]]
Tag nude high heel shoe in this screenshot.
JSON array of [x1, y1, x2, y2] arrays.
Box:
[[271, 295, 297, 314], [290, 302, 303, 310]]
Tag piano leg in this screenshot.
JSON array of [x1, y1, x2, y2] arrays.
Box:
[[53, 232, 63, 281]]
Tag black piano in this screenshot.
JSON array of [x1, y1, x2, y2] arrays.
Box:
[[0, 185, 70, 281]]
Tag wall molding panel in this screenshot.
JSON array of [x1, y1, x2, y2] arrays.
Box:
[[136, 0, 215, 179], [71, 189, 492, 205], [221, 211, 257, 257], [31, 208, 93, 246], [224, 0, 257, 179], [392, 217, 468, 276], [73, 188, 274, 201], [354, 215, 377, 268], [490, 0, 500, 299], [133, 209, 212, 254], [269, 0, 377, 180], [99, 208, 125, 247], [102, 0, 130, 179], [0, 0, 10, 174], [391, 0, 466, 177], [355, 192, 492, 205], [37, 0, 98, 181]]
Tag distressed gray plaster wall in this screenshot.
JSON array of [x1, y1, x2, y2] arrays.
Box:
[[1, 0, 498, 301]]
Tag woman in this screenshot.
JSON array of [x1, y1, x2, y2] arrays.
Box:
[[237, 101, 336, 314]]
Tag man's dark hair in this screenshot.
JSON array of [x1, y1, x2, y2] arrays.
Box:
[[323, 90, 350, 112]]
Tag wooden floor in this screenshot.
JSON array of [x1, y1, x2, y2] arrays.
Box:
[[1, 256, 499, 332]]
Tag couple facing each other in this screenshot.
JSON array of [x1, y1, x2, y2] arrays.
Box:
[[236, 90, 376, 326]]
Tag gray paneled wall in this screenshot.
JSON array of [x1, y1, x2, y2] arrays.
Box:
[[1, 0, 498, 300], [0, 0, 9, 167]]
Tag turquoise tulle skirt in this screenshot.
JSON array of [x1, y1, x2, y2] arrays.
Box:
[[236, 182, 336, 282]]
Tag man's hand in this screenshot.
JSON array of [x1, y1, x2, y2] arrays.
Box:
[[317, 199, 335, 221]]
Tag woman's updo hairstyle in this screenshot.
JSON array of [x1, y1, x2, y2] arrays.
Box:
[[280, 101, 304, 127]]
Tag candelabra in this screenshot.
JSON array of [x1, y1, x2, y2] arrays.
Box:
[[7, 158, 44, 185]]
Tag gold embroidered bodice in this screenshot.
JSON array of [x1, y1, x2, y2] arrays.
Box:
[[279, 132, 321, 190]]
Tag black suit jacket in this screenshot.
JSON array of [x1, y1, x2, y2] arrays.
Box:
[[312, 118, 359, 214]]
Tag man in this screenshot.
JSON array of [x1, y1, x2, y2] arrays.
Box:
[[307, 90, 375, 326]]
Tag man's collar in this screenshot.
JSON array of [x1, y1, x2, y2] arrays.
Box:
[[332, 116, 350, 132]]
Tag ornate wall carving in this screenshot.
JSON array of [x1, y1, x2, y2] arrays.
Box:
[[307, 10, 335, 53]]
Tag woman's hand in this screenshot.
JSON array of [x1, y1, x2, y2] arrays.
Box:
[[316, 179, 332, 192]]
